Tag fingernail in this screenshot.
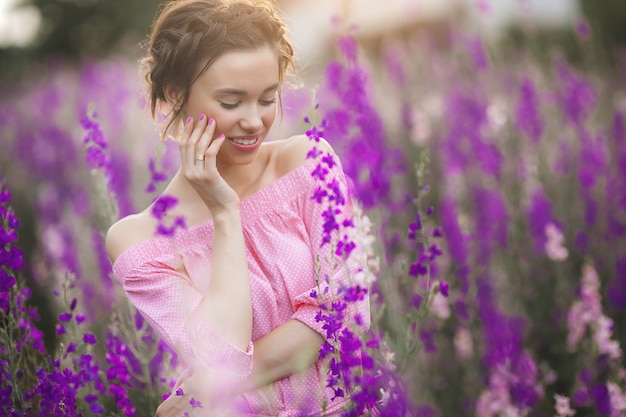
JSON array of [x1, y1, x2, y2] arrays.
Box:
[[186, 116, 192, 125], [199, 113, 205, 121], [208, 117, 214, 125], [218, 134, 225, 139]]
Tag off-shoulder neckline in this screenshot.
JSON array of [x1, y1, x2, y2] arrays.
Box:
[[112, 157, 318, 273]]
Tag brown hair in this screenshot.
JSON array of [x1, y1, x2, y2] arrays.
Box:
[[142, 0, 295, 139]]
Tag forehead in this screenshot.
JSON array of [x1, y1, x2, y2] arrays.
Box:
[[195, 47, 280, 91]]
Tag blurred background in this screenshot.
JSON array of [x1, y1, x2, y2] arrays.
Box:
[[2, 0, 626, 415], [1, 0, 626, 80]]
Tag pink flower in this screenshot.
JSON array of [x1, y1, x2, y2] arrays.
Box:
[[608, 383, 626, 414], [554, 394, 575, 417], [566, 264, 623, 359], [430, 293, 451, 320], [593, 316, 622, 360], [454, 327, 473, 359], [544, 223, 568, 261]]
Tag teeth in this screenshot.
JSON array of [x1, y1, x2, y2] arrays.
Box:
[[231, 138, 257, 145]]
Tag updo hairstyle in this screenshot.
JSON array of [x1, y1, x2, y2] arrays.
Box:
[[142, 0, 295, 139]]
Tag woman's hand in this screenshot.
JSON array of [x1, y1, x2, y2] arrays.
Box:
[[155, 383, 192, 417], [180, 113, 240, 217]]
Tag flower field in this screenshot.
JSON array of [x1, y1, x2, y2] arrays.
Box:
[[1, 13, 626, 417]]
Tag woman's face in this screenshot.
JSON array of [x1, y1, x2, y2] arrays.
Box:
[[184, 46, 280, 166]]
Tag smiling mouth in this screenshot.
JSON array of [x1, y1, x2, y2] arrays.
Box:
[[229, 137, 258, 146]]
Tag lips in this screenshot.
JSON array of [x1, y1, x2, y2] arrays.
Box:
[[226, 135, 261, 153], [229, 137, 258, 146]]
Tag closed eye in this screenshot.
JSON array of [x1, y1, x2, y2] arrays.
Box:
[[219, 101, 240, 109], [260, 98, 277, 106]]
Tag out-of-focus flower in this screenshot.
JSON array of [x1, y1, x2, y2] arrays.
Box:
[[576, 20, 590, 41], [430, 293, 450, 320], [151, 195, 186, 237], [567, 264, 622, 360], [346, 203, 379, 288], [454, 327, 473, 359], [554, 394, 575, 417], [608, 382, 626, 414], [544, 223, 568, 261], [516, 77, 543, 144]]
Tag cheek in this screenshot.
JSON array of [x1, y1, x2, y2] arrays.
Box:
[[212, 110, 240, 132], [263, 107, 278, 126]]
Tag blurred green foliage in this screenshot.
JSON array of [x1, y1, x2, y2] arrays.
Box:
[[1, 0, 626, 83], [579, 0, 626, 55], [0, 0, 162, 80]]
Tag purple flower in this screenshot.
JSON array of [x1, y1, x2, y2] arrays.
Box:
[[151, 195, 186, 236], [408, 213, 422, 240], [590, 384, 611, 415], [467, 35, 489, 71], [145, 156, 168, 193], [306, 146, 323, 160], [439, 281, 449, 297], [58, 312, 73, 322], [576, 19, 590, 40], [84, 332, 98, 345], [151, 195, 179, 220], [318, 36, 398, 210], [189, 397, 203, 408], [412, 294, 423, 309], [515, 77, 543, 143], [608, 256, 626, 310], [311, 163, 329, 182], [472, 186, 508, 264], [527, 189, 554, 254], [306, 125, 325, 142], [409, 261, 428, 277], [439, 198, 469, 295], [556, 59, 597, 127]]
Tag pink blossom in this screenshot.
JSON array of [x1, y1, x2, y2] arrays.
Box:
[[545, 223, 568, 261], [608, 383, 626, 415], [554, 394, 575, 417], [566, 264, 623, 359], [430, 293, 451, 320], [593, 316, 622, 360], [476, 365, 527, 417], [346, 203, 379, 288], [454, 327, 473, 359]]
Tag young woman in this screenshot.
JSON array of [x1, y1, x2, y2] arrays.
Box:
[[105, 0, 370, 415]]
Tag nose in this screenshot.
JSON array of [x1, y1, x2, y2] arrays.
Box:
[[239, 104, 263, 132]]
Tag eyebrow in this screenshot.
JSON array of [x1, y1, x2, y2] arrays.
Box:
[[214, 82, 280, 96]]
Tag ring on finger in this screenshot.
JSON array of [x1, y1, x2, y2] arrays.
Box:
[[195, 154, 206, 161]]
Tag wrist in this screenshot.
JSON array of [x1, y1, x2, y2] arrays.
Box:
[[211, 207, 242, 225]]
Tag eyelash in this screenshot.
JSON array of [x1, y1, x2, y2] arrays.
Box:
[[219, 99, 277, 109]]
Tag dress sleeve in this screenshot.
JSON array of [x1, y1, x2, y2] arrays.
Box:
[[115, 251, 254, 377], [291, 155, 371, 341]]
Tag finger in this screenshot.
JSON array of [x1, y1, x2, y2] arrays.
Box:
[[195, 117, 216, 162], [205, 133, 226, 158], [181, 113, 208, 167], [181, 116, 194, 142]]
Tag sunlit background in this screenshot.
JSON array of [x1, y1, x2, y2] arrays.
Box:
[[2, 0, 626, 415]]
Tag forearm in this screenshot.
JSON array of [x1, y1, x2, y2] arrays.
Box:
[[238, 320, 324, 393], [194, 210, 252, 351]]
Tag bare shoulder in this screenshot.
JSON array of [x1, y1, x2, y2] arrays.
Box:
[[273, 134, 336, 177], [105, 211, 158, 265]]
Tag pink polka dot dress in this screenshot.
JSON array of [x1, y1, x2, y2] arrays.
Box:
[[112, 157, 371, 416]]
